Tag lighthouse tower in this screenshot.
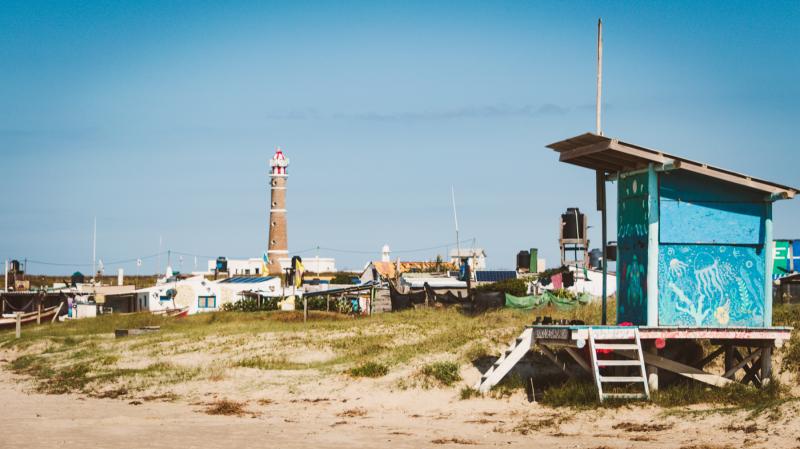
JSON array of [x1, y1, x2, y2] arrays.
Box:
[[267, 147, 290, 275]]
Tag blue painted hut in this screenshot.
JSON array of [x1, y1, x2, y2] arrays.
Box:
[[547, 134, 797, 328]]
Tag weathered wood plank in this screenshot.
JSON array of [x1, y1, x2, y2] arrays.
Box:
[[539, 344, 578, 379], [641, 352, 733, 388], [564, 347, 592, 375], [724, 348, 762, 379], [694, 345, 725, 369], [558, 140, 614, 162]]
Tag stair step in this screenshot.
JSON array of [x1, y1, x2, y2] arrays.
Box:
[[596, 360, 641, 366], [594, 343, 640, 350], [602, 393, 648, 399], [599, 376, 645, 383]]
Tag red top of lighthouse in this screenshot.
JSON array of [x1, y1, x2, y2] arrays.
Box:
[[270, 147, 289, 175]]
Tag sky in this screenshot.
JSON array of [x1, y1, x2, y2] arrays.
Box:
[[1, 0, 799, 275]]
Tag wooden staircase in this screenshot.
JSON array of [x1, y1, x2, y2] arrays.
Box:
[[588, 327, 650, 402], [474, 328, 533, 393]]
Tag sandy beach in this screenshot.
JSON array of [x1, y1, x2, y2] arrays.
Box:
[[3, 347, 799, 449]]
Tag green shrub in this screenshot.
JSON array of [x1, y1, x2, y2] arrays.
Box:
[[540, 380, 599, 407], [459, 386, 482, 400], [420, 361, 462, 386], [294, 296, 352, 313], [349, 362, 389, 378], [473, 278, 528, 297], [222, 297, 281, 312], [330, 272, 357, 285]]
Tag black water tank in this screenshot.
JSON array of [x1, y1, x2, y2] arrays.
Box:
[[10, 259, 22, 273], [589, 249, 603, 269], [605, 242, 617, 261], [561, 208, 585, 240], [216, 257, 228, 272], [516, 250, 531, 271]]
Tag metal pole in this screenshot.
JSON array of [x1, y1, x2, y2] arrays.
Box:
[[597, 170, 608, 325], [92, 217, 97, 281], [451, 186, 461, 268], [4, 259, 7, 293], [596, 18, 603, 136]]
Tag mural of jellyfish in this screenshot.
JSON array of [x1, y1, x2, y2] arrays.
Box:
[[659, 244, 764, 327], [693, 252, 724, 300]]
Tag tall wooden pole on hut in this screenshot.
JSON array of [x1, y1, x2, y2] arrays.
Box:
[[595, 18, 608, 325]]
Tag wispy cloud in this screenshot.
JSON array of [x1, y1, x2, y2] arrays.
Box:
[[262, 104, 570, 122]]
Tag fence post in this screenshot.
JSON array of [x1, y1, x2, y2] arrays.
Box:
[[15, 312, 22, 339]]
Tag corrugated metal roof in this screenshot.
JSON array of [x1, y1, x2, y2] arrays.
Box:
[[218, 276, 275, 284], [546, 132, 798, 198]]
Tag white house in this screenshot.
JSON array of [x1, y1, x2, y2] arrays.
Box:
[[136, 275, 283, 315], [449, 248, 487, 270], [207, 257, 335, 275]]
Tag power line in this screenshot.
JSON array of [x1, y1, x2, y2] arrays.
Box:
[[317, 238, 476, 255], [20, 238, 477, 269]]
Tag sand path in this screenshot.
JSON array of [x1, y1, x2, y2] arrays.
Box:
[[4, 366, 800, 449]]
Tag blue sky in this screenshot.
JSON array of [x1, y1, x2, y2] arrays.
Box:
[[1, 1, 799, 275]]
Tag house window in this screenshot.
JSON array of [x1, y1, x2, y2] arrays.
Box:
[[198, 296, 217, 309], [159, 296, 171, 302]]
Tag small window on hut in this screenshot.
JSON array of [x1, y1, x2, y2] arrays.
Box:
[[198, 296, 216, 309]]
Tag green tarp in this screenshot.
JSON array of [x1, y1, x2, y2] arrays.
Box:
[[505, 291, 592, 310]]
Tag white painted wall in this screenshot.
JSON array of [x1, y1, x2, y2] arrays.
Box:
[[135, 275, 283, 315]]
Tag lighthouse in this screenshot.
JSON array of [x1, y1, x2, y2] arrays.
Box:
[[267, 147, 289, 275]]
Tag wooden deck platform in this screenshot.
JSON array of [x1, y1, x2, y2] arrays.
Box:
[[529, 325, 792, 346], [476, 325, 793, 396]]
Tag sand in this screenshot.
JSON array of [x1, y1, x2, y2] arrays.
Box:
[[3, 360, 800, 449]]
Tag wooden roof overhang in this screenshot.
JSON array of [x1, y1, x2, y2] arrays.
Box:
[[547, 133, 798, 200]]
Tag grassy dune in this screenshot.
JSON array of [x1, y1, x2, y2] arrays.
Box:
[[2, 300, 799, 412]]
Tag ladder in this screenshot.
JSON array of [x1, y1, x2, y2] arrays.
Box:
[[474, 328, 533, 393], [588, 327, 650, 402]]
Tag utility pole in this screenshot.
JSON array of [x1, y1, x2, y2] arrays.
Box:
[[596, 18, 603, 136], [92, 216, 97, 282], [451, 186, 461, 268], [596, 17, 608, 325]]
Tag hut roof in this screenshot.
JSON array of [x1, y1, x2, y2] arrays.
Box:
[[547, 133, 798, 199]]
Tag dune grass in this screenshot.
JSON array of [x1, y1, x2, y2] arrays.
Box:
[[1, 304, 601, 397], [6, 298, 797, 413]]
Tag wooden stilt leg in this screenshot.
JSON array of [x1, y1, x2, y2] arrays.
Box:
[[761, 344, 772, 386], [724, 345, 736, 380], [646, 342, 659, 391]]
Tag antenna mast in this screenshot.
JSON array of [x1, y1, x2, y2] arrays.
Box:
[[451, 186, 461, 267], [92, 216, 97, 281], [596, 18, 603, 136]]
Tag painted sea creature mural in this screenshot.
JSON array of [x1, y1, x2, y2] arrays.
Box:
[[658, 245, 764, 327], [617, 172, 649, 324]]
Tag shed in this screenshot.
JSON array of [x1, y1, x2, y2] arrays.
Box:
[[547, 133, 798, 328]]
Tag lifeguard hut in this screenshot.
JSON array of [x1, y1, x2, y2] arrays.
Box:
[[476, 133, 797, 400]]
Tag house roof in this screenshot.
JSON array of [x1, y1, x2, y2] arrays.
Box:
[[218, 276, 275, 284], [366, 261, 456, 279], [546, 133, 798, 199]]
